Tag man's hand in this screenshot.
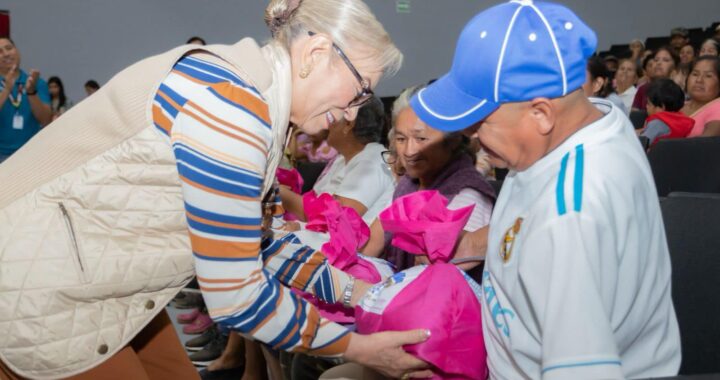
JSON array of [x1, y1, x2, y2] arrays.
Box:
[[344, 330, 433, 379], [453, 226, 488, 271]]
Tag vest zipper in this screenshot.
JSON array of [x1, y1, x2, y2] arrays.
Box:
[[59, 202, 87, 278]]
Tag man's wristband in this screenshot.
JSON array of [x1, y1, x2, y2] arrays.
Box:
[[26, 89, 37, 96]]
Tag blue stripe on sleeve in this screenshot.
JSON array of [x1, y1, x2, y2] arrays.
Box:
[[174, 145, 263, 188], [206, 87, 272, 129], [177, 161, 262, 198], [186, 217, 262, 238], [573, 144, 584, 212], [173, 142, 264, 180], [542, 359, 621, 374], [556, 152, 570, 216], [192, 252, 259, 262], [154, 94, 179, 118], [158, 83, 188, 107], [181, 56, 262, 97], [184, 202, 261, 226]]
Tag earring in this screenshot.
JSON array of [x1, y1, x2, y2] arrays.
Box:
[[299, 66, 311, 79]]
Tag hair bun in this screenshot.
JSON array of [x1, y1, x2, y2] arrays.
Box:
[[265, 0, 302, 37]]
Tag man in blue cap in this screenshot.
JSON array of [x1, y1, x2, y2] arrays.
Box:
[[411, 1, 681, 379]]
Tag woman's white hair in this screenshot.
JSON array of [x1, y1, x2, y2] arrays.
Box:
[[391, 84, 424, 125], [265, 0, 403, 78]]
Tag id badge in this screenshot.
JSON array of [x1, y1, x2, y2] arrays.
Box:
[[12, 113, 24, 130]]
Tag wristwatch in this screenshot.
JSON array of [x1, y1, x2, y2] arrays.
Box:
[[342, 276, 355, 308]]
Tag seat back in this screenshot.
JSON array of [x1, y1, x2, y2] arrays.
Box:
[[648, 137, 720, 196], [661, 192, 720, 374]]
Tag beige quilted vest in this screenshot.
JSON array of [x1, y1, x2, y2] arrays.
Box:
[[0, 38, 291, 379]]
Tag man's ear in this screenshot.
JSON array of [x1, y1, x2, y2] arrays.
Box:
[[529, 98, 556, 136], [297, 32, 334, 77]]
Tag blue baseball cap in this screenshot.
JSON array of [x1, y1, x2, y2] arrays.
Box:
[[410, 0, 597, 132]]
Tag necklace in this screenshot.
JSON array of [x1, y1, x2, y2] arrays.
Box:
[[7, 83, 22, 109]]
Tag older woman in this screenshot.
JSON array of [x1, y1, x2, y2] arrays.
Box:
[[361, 86, 495, 276], [683, 56, 720, 137], [280, 96, 394, 225], [0, 0, 431, 379], [699, 38, 720, 57], [633, 46, 680, 112], [614, 58, 640, 113]]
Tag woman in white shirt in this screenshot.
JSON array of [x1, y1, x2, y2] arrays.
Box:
[[614, 58, 640, 114], [280, 96, 394, 225]]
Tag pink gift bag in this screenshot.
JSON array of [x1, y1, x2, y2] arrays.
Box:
[[355, 190, 487, 379], [276, 167, 304, 194], [276, 167, 304, 221], [296, 191, 392, 323], [378, 190, 474, 263]]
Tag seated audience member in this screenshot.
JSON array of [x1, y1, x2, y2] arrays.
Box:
[[381, 127, 405, 179], [682, 56, 720, 136], [0, 37, 52, 162], [84, 79, 100, 96], [640, 78, 694, 146], [669, 27, 690, 52], [699, 38, 720, 57], [613, 58, 640, 113], [362, 85, 495, 277], [679, 44, 696, 65], [632, 46, 679, 112], [637, 53, 655, 87], [409, 1, 681, 378], [186, 36, 206, 45], [583, 56, 627, 113], [279, 97, 394, 225], [48, 76, 73, 120], [629, 39, 645, 67], [674, 44, 696, 91]]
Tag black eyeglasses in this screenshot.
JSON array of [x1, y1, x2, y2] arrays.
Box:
[[308, 31, 374, 108], [381, 150, 397, 165]]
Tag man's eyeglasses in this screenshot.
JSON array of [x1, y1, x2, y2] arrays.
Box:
[[308, 31, 374, 108], [381, 150, 397, 165]]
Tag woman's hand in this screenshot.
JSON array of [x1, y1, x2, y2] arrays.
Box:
[[343, 330, 433, 379]]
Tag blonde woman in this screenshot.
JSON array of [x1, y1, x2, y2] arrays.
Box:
[[0, 1, 431, 379]]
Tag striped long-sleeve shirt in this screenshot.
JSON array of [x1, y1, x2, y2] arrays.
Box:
[[152, 53, 352, 355]]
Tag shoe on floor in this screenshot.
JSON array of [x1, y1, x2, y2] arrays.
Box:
[[185, 325, 218, 352], [189, 333, 228, 367], [172, 291, 187, 301], [199, 366, 245, 380], [183, 312, 214, 335], [177, 308, 200, 324], [174, 292, 203, 309]]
